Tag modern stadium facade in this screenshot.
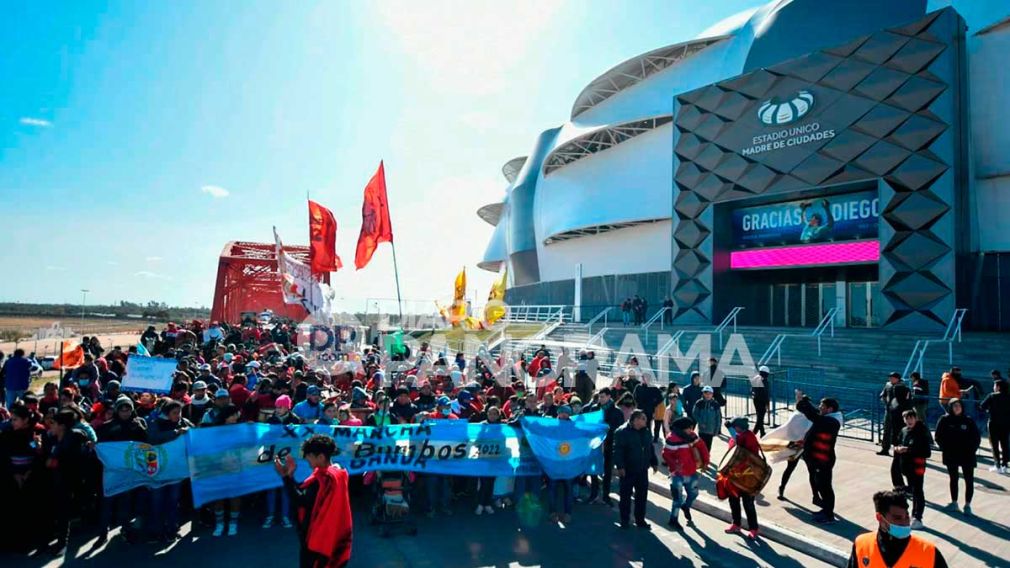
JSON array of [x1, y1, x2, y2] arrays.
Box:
[[476, 0, 1010, 332]]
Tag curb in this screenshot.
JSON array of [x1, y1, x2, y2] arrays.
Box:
[[648, 479, 848, 567]]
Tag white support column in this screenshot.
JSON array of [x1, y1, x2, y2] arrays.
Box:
[[574, 263, 583, 323], [835, 279, 847, 328]]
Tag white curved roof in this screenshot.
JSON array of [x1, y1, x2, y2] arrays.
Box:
[[570, 36, 730, 119], [476, 202, 504, 226], [501, 157, 527, 183], [542, 115, 673, 176]]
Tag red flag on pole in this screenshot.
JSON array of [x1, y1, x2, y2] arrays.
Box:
[[354, 161, 394, 270], [308, 200, 342, 274]]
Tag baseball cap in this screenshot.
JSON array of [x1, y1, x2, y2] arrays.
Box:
[[215, 389, 230, 399], [758, 365, 770, 374], [199, 363, 212, 371], [701, 385, 714, 393], [247, 360, 261, 369], [557, 405, 573, 416], [307, 385, 321, 396], [193, 380, 208, 391], [436, 395, 452, 407]]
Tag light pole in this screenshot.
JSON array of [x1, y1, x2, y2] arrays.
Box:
[[80, 289, 89, 330]]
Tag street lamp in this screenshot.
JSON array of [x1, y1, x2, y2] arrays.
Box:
[[80, 289, 89, 330]]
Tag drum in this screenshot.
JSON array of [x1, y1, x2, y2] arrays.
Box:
[[717, 444, 772, 496]]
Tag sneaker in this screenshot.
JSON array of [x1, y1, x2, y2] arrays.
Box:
[[261, 516, 273, 529], [910, 518, 924, 530], [1000, 466, 1008, 474], [747, 528, 760, 540], [945, 501, 959, 512], [227, 522, 237, 537], [475, 505, 484, 516], [812, 496, 824, 508], [667, 517, 683, 531], [725, 524, 741, 534], [963, 504, 973, 516], [635, 521, 651, 530], [777, 487, 785, 501], [561, 514, 571, 523], [989, 465, 1000, 472], [212, 522, 225, 537], [281, 517, 293, 529], [484, 506, 495, 515], [876, 449, 890, 456]]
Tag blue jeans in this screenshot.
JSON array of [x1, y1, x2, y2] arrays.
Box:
[[146, 483, 182, 537], [548, 479, 573, 515], [6, 389, 25, 408], [426, 475, 451, 512], [669, 473, 700, 521], [265, 487, 290, 519]]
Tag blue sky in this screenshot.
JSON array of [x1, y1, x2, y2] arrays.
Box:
[[0, 0, 767, 314]]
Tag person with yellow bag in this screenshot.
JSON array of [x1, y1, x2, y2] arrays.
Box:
[[847, 490, 947, 568]]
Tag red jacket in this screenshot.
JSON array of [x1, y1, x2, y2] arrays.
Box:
[[662, 430, 710, 477]]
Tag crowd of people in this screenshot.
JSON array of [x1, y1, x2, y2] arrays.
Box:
[[0, 316, 1002, 567]]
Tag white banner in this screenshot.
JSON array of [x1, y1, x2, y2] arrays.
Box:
[[123, 356, 177, 394], [273, 227, 334, 323]]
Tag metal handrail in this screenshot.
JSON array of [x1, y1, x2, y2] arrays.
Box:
[[714, 306, 744, 349], [812, 307, 839, 356], [584, 327, 608, 349], [642, 307, 671, 341], [656, 330, 685, 358], [583, 307, 612, 334], [503, 304, 570, 323], [900, 308, 968, 379], [758, 333, 789, 367]]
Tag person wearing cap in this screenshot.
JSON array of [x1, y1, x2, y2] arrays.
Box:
[[423, 395, 458, 517], [415, 382, 437, 412], [96, 396, 147, 543], [293, 386, 323, 422], [693, 386, 722, 453], [202, 389, 234, 426], [662, 416, 709, 531], [183, 380, 212, 424], [721, 416, 761, 539], [878, 371, 912, 456], [264, 395, 302, 529], [197, 363, 220, 391], [750, 366, 772, 437]]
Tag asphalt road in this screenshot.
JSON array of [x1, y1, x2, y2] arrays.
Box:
[[6, 489, 834, 568]]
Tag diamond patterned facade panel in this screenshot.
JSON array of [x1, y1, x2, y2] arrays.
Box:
[[670, 9, 964, 329]]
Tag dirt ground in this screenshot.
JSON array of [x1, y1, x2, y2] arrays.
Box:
[[1, 330, 143, 358]]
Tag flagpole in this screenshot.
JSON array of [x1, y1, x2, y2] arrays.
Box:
[[390, 240, 404, 324]]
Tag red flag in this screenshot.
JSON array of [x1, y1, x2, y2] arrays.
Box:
[[354, 161, 394, 270], [308, 200, 342, 274]]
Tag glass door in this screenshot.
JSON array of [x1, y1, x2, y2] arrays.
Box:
[[848, 282, 869, 327]]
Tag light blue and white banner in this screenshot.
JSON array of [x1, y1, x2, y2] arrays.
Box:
[[95, 437, 190, 496], [96, 413, 609, 507]]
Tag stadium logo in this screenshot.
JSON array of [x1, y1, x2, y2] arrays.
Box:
[[758, 90, 814, 126]]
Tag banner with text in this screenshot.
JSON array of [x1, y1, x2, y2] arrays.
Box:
[[122, 357, 177, 394], [731, 189, 879, 249]]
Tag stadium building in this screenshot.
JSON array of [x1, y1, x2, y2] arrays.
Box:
[[477, 0, 1010, 331]]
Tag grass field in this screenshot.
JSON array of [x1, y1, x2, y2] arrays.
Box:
[[0, 315, 149, 338]]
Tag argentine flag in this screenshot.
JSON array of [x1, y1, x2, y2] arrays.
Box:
[[520, 414, 609, 480]]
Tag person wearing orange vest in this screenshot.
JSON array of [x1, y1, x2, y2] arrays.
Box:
[[847, 489, 946, 568]]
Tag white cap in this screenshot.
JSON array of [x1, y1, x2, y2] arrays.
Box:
[[701, 385, 714, 393], [758, 365, 770, 374]]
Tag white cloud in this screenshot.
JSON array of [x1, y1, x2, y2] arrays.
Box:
[[45, 265, 67, 271], [373, 0, 567, 95], [201, 185, 230, 198], [134, 270, 171, 280], [20, 117, 53, 128], [146, 256, 162, 262]]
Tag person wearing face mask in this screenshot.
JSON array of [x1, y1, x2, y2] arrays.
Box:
[[847, 490, 947, 568]]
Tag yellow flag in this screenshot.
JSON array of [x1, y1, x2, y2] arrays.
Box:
[[484, 267, 507, 324], [451, 267, 467, 325]]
